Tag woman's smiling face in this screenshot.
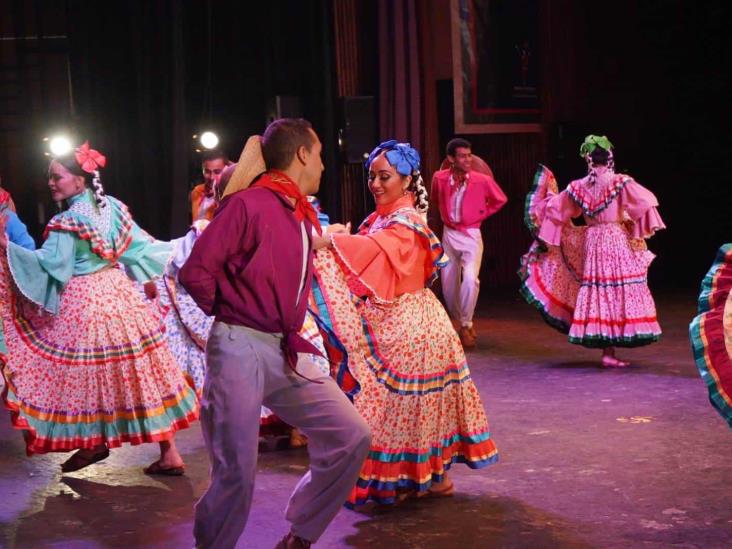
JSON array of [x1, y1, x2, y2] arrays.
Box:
[[367, 153, 410, 206]]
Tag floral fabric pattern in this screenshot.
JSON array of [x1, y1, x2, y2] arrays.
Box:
[[0, 261, 198, 454]]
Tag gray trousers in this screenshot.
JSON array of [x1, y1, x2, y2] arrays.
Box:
[[193, 321, 371, 549]]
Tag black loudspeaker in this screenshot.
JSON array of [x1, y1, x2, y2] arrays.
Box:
[[338, 96, 376, 164], [266, 95, 302, 125]]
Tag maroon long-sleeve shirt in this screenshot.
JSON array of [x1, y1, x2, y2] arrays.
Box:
[[179, 186, 317, 356]]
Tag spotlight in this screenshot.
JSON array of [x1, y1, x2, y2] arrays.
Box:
[[45, 135, 74, 156], [199, 131, 219, 150]]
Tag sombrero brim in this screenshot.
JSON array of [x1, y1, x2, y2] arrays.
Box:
[[222, 135, 267, 198]]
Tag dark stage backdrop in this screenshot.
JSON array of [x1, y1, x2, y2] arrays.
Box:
[[2, 0, 338, 241], [66, 0, 339, 239]]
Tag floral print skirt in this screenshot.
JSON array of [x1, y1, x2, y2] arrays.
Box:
[[156, 274, 212, 393], [0, 261, 198, 454]]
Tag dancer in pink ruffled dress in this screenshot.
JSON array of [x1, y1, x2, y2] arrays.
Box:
[[519, 135, 665, 367]]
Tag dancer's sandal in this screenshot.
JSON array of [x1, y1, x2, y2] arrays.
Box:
[[144, 460, 185, 476], [61, 447, 110, 473], [417, 480, 455, 499], [393, 490, 417, 505]]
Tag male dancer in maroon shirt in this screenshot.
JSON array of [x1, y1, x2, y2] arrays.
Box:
[[180, 118, 371, 549]]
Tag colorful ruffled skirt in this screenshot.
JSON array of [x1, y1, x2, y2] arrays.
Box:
[[0, 261, 198, 455], [689, 244, 732, 430], [312, 251, 498, 506], [520, 223, 661, 347]]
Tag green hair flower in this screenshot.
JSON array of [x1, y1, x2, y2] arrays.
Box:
[[579, 135, 614, 158]]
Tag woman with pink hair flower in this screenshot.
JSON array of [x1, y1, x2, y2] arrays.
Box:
[[0, 141, 198, 474]]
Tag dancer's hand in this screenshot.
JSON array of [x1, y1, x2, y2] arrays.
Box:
[[0, 215, 8, 249], [312, 234, 333, 250], [325, 222, 351, 235], [144, 280, 158, 300]]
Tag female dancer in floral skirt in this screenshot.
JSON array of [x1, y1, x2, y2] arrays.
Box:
[[312, 140, 498, 505], [0, 141, 198, 474]]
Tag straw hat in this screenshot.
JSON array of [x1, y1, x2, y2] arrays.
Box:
[[222, 135, 267, 198]]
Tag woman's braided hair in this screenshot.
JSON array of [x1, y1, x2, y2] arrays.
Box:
[[409, 172, 429, 214], [580, 135, 614, 185]]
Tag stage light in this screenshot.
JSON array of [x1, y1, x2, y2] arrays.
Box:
[[46, 135, 73, 156], [199, 131, 219, 150]]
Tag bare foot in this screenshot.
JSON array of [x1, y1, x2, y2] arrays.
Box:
[[157, 438, 185, 469], [289, 428, 308, 448], [601, 355, 630, 368]]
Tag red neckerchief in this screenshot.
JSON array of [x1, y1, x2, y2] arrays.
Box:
[[450, 168, 469, 186], [254, 170, 322, 234]]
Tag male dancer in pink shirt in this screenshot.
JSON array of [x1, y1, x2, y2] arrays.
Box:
[[431, 138, 508, 348]]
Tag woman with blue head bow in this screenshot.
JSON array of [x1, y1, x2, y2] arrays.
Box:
[[364, 140, 429, 214], [312, 139, 498, 506]]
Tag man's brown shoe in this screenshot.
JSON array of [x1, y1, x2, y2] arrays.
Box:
[[274, 532, 311, 549], [459, 326, 476, 349]]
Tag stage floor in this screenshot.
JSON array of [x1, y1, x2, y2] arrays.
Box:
[[1, 293, 731, 548]]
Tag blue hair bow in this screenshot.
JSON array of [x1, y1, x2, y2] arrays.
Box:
[[365, 139, 421, 176]]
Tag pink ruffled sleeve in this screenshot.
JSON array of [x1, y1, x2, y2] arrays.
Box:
[[330, 225, 420, 302], [622, 179, 666, 239], [537, 191, 582, 246]]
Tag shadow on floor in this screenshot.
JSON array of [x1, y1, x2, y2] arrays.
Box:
[[344, 493, 594, 549], [3, 475, 197, 548]]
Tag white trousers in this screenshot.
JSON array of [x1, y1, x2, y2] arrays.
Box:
[[441, 226, 483, 328]]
